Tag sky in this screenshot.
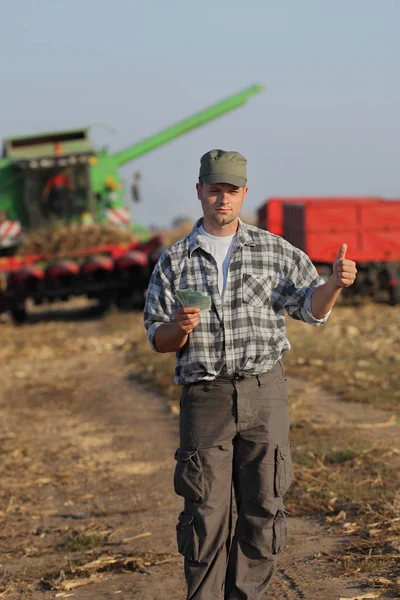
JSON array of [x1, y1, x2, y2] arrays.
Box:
[[1, 0, 399, 228]]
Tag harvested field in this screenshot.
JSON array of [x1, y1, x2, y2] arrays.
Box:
[[0, 302, 399, 598]]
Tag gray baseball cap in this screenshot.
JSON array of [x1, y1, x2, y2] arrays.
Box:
[[199, 149, 247, 187]]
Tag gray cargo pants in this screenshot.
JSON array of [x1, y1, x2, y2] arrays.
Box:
[[174, 360, 292, 600]]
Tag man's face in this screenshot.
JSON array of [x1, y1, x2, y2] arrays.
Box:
[[196, 181, 248, 228]]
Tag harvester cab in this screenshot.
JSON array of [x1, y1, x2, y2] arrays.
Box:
[[1, 129, 96, 247]]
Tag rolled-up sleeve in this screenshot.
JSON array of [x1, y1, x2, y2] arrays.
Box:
[[301, 286, 331, 325], [144, 254, 176, 352], [284, 248, 331, 326]]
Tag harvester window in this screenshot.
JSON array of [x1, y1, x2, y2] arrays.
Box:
[[10, 131, 86, 150], [22, 164, 90, 229]]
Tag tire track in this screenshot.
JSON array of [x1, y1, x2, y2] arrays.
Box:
[[268, 561, 310, 599]]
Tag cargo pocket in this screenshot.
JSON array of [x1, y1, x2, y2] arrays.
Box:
[[274, 441, 293, 497], [272, 509, 288, 554], [176, 511, 199, 561], [174, 448, 204, 502]]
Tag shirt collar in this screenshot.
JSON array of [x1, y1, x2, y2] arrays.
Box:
[[188, 217, 256, 257]]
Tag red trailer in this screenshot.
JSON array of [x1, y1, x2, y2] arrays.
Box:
[[257, 197, 400, 304]]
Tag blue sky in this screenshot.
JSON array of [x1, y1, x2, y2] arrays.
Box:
[[1, 1, 399, 227]]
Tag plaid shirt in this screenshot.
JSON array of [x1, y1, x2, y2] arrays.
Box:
[[144, 219, 330, 384]]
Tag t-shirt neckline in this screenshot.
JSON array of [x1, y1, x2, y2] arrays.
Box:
[[199, 224, 236, 243]]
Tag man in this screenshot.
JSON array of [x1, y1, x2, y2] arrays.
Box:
[[144, 149, 357, 600]]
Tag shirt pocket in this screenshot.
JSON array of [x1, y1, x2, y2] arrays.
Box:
[[242, 273, 273, 308]]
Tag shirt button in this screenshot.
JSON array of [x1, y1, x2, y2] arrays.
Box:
[[216, 303, 221, 308], [227, 346, 232, 350]]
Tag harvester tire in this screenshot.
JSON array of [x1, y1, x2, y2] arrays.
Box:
[[11, 304, 27, 325], [389, 284, 400, 306]]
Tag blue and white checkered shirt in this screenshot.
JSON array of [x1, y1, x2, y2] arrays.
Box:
[[144, 219, 329, 384]]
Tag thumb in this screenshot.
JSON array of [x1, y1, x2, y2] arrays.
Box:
[[336, 243, 347, 261]]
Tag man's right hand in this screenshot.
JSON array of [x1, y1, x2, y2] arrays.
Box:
[[175, 306, 200, 334], [153, 307, 200, 353]]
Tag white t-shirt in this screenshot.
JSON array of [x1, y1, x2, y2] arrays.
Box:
[[198, 225, 237, 299]]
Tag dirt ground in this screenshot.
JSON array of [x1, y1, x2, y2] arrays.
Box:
[[0, 303, 399, 600]]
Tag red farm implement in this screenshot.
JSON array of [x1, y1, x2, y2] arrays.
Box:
[[257, 197, 400, 305], [0, 235, 163, 323]]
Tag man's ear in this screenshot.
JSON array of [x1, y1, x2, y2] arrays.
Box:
[[196, 182, 202, 200]]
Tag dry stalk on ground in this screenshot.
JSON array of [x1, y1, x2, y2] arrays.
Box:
[[17, 224, 138, 256]]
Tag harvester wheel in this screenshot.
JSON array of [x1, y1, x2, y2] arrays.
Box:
[[11, 304, 27, 325], [389, 284, 400, 306]]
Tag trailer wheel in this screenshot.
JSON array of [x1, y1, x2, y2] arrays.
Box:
[[389, 284, 400, 306], [11, 304, 27, 325]]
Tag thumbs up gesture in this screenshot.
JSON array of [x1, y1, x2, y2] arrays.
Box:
[[332, 243, 357, 288]]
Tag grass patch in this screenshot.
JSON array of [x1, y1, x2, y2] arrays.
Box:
[[56, 532, 106, 553], [286, 421, 399, 518], [324, 447, 359, 464]]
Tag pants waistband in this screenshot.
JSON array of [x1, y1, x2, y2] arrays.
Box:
[[216, 360, 283, 382], [182, 361, 284, 386], [216, 371, 259, 382]]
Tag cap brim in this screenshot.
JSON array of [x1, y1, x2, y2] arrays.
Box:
[[202, 173, 247, 187]]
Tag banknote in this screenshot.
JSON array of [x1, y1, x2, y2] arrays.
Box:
[[176, 288, 212, 310]]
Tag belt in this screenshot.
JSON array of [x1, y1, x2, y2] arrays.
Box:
[[216, 370, 260, 382]]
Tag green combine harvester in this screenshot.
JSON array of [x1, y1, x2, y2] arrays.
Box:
[[0, 84, 262, 248], [0, 84, 262, 322]]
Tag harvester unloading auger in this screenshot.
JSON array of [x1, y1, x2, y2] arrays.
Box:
[[0, 84, 263, 323]]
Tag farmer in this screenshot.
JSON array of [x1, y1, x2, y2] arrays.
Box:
[[144, 149, 357, 600]]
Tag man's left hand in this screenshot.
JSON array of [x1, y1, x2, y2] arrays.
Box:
[[332, 243, 357, 288]]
